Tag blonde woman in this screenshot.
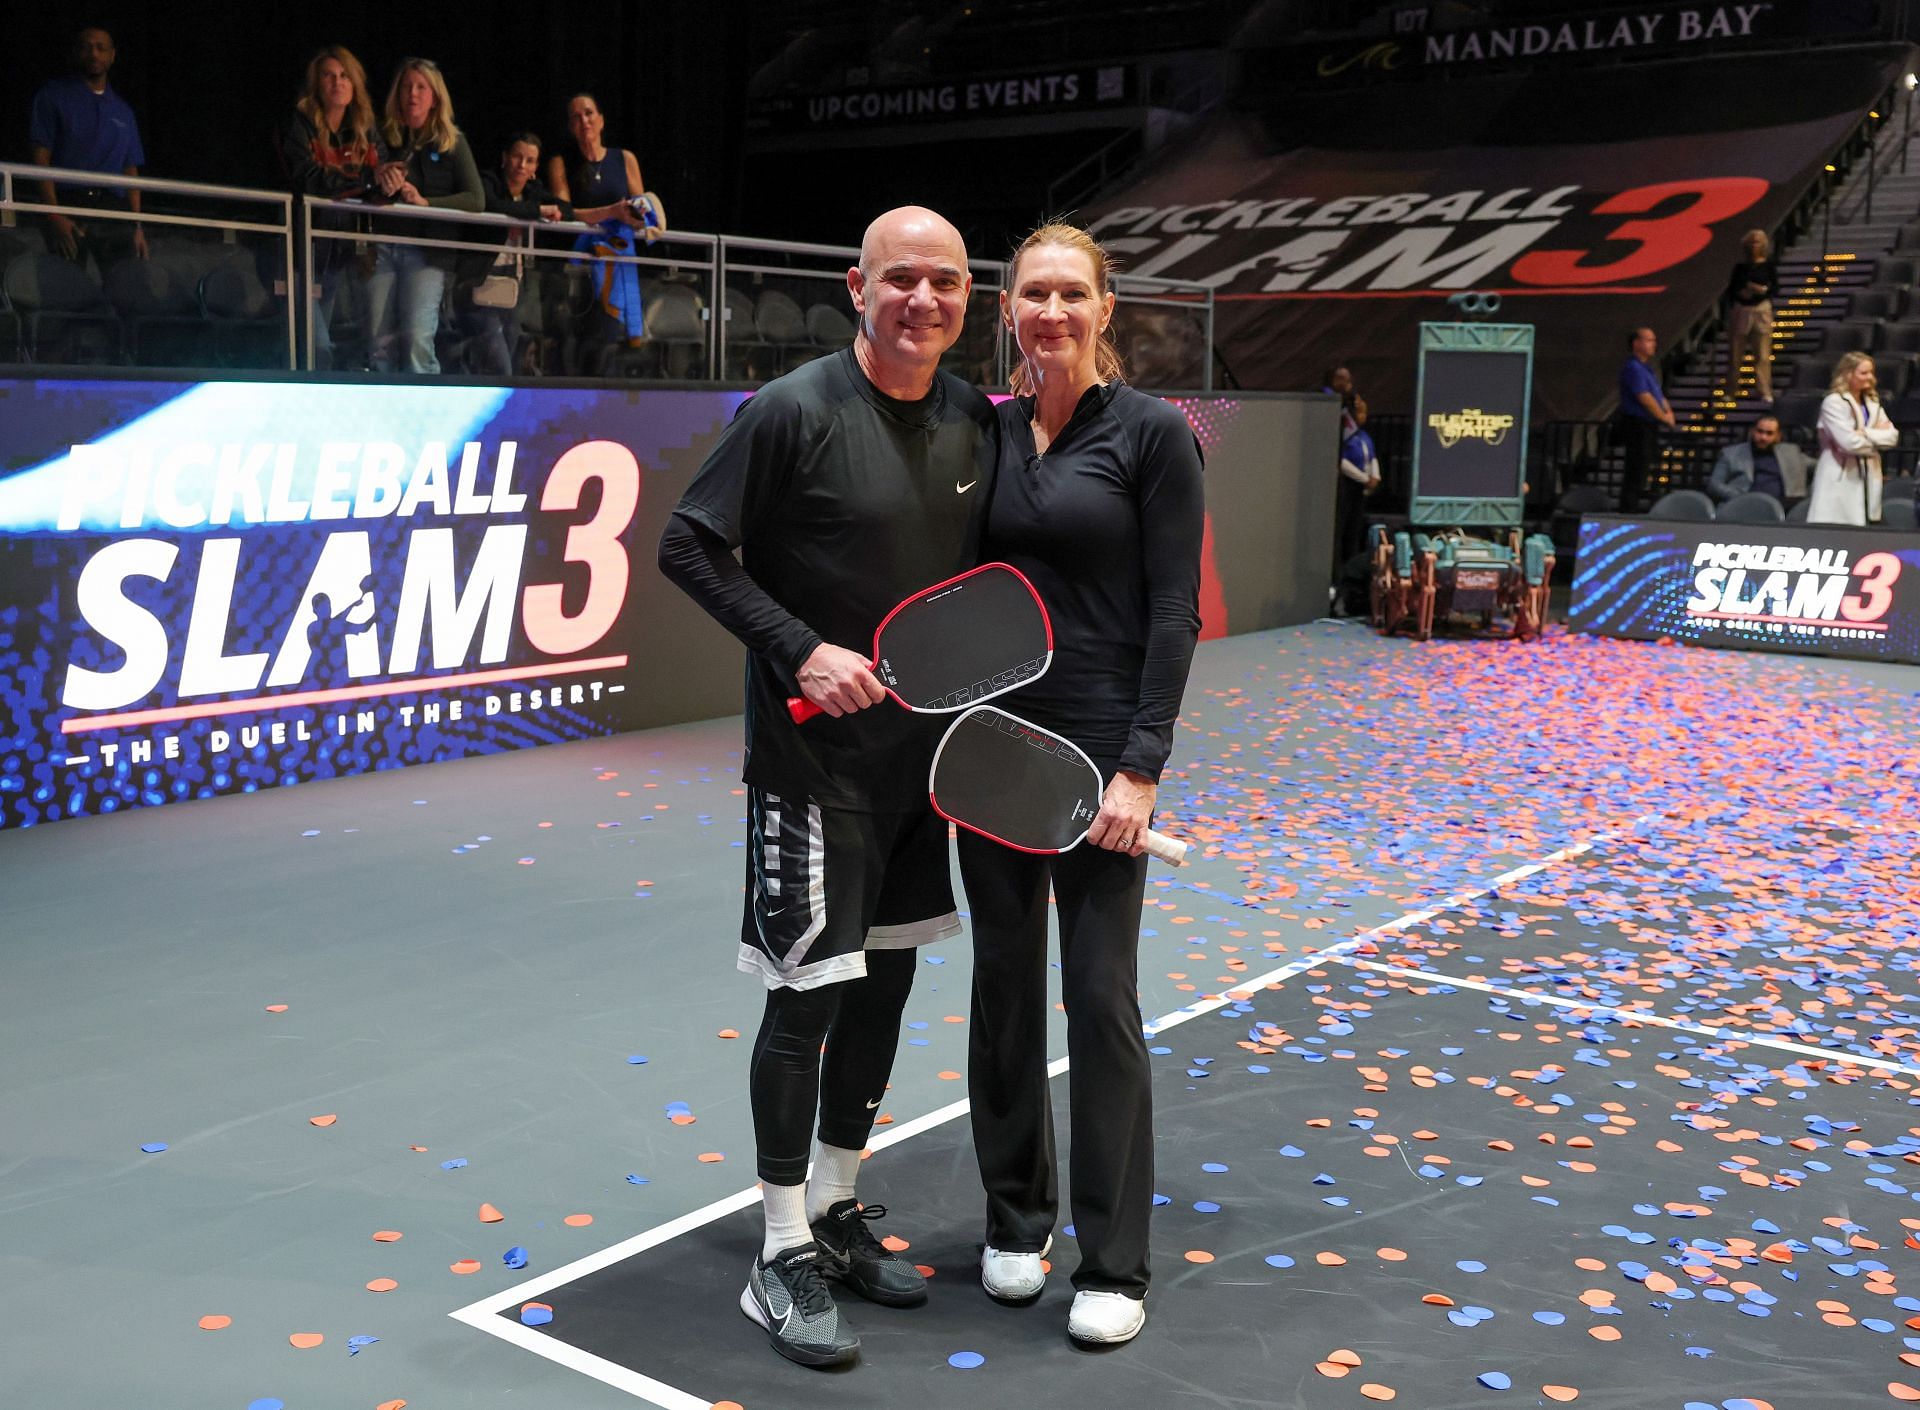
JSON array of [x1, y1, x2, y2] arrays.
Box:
[[1807, 351, 1898, 524], [279, 46, 378, 368], [1725, 228, 1777, 402], [366, 58, 481, 374], [960, 222, 1203, 1346]]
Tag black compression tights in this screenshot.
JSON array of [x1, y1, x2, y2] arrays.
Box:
[[750, 947, 918, 1185]]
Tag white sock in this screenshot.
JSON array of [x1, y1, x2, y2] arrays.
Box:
[[805, 1142, 863, 1223], [762, 1181, 810, 1260]]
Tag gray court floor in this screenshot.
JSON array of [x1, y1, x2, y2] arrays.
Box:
[[3, 621, 1917, 1410]]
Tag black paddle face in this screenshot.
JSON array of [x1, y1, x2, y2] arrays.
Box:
[[929, 706, 1101, 853], [873, 564, 1052, 713]]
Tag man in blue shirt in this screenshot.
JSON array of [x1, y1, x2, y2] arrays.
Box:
[[29, 26, 149, 266], [1616, 325, 1675, 512]]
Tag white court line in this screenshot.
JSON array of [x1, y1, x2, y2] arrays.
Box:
[[1340, 955, 1920, 1077], [447, 822, 1639, 1405]]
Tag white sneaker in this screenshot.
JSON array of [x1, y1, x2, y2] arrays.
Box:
[[1068, 1289, 1145, 1345], [981, 1235, 1052, 1301]]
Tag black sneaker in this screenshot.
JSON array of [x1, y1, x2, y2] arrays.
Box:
[[739, 1242, 860, 1368], [810, 1200, 929, 1308]]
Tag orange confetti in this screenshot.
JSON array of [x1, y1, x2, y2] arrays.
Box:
[[1327, 1348, 1363, 1367], [882, 1234, 911, 1252], [564, 1213, 594, 1227], [697, 1152, 725, 1163], [372, 1230, 403, 1242], [1892, 1388, 1920, 1405], [1314, 1361, 1351, 1379], [478, 1203, 504, 1223], [1316, 1251, 1347, 1266], [450, 1259, 482, 1275], [1421, 1293, 1455, 1307], [937, 1070, 962, 1080], [197, 1315, 231, 1331], [670, 1113, 698, 1125], [264, 1004, 288, 1013], [1588, 1325, 1621, 1342], [1542, 1386, 1579, 1403], [717, 1029, 739, 1039], [309, 1114, 337, 1128], [377, 1402, 408, 1410], [1360, 1386, 1396, 1402], [1375, 1247, 1408, 1262], [366, 1278, 397, 1293], [1184, 1250, 1215, 1264], [289, 1332, 324, 1349]]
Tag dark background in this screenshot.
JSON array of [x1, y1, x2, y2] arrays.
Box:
[[1, 2, 753, 234]]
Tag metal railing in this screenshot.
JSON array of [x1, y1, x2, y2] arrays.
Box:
[[1, 161, 1220, 390], [0, 160, 295, 367]]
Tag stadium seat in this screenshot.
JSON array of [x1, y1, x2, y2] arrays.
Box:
[[1785, 497, 1811, 521], [1882, 324, 1920, 356], [641, 283, 706, 377], [1877, 256, 1920, 289], [1877, 356, 1917, 399], [1885, 498, 1917, 530], [1718, 491, 1785, 523], [1885, 475, 1918, 502], [106, 257, 204, 366], [1647, 488, 1716, 520], [721, 286, 760, 377], [199, 263, 284, 368], [1776, 390, 1825, 430], [4, 252, 121, 364], [805, 301, 854, 350], [1821, 318, 1883, 355], [1848, 288, 1903, 321], [752, 289, 812, 373]]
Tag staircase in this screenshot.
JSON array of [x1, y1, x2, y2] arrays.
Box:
[[1665, 130, 1920, 443]]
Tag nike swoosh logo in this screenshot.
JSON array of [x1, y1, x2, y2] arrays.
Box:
[[765, 906, 788, 918], [955, 479, 978, 493], [865, 1097, 882, 1109]]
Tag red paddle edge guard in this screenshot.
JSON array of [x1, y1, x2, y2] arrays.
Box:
[[927, 705, 1189, 868], [785, 562, 1054, 725]]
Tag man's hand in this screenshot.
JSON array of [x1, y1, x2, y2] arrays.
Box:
[[131, 225, 149, 260], [48, 213, 79, 260], [1086, 771, 1157, 857], [795, 643, 886, 718]]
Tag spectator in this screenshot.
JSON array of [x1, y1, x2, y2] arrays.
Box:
[[28, 25, 148, 268], [1706, 414, 1809, 507], [454, 132, 571, 377], [1321, 363, 1358, 441], [545, 93, 657, 375], [1616, 326, 1675, 512], [1807, 351, 1898, 525], [1724, 228, 1778, 403], [367, 58, 482, 375], [1335, 393, 1382, 608], [280, 46, 379, 370]]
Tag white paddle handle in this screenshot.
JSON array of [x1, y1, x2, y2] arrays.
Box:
[[1144, 829, 1188, 867]]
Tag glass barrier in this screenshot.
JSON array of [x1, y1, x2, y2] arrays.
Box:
[[0, 161, 293, 371]]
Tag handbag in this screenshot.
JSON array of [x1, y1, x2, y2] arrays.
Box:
[[471, 272, 520, 308]]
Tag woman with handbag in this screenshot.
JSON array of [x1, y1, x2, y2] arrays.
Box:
[[279, 46, 379, 370], [455, 132, 571, 377]]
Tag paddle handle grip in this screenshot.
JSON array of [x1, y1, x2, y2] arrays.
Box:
[[787, 695, 824, 725], [1144, 829, 1188, 867]]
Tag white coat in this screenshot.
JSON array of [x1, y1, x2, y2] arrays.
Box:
[[1807, 391, 1898, 525]]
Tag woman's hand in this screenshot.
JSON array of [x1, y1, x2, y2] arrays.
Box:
[[395, 182, 426, 206], [1086, 770, 1156, 857], [538, 203, 563, 222], [374, 162, 407, 196]]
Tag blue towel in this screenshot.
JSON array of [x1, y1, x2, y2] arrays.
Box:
[[573, 221, 646, 343]]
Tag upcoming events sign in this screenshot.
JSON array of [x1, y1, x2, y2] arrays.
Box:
[[0, 378, 750, 829], [1568, 515, 1920, 665]]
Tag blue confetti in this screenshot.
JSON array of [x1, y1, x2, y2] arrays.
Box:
[[504, 1246, 529, 1269], [948, 1351, 985, 1369], [1478, 1371, 1512, 1390], [347, 1335, 378, 1355], [140, 1142, 167, 1154], [440, 1158, 468, 1170], [520, 1303, 553, 1327], [626, 1055, 648, 1065], [626, 1174, 650, 1185], [1202, 1162, 1229, 1173], [1264, 1254, 1295, 1268], [1456, 1259, 1486, 1273]]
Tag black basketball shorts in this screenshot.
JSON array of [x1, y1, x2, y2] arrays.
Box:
[[738, 786, 960, 990]]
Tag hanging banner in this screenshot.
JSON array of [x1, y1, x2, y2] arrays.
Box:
[[1568, 515, 1920, 664], [1087, 51, 1897, 417]]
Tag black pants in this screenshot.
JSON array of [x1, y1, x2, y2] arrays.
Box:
[[749, 947, 917, 1186], [958, 829, 1153, 1295], [1619, 417, 1660, 513]]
